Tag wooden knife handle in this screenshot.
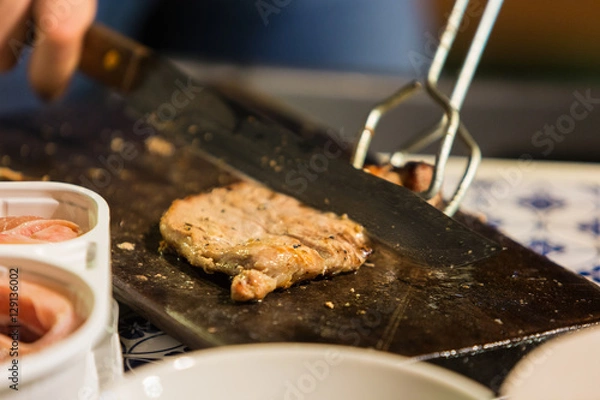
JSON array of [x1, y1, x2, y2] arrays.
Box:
[[79, 23, 152, 93]]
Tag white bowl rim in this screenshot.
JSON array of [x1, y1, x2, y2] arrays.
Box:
[[500, 324, 600, 398], [108, 342, 494, 399]]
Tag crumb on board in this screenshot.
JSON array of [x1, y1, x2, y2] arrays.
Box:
[[324, 301, 335, 309], [145, 136, 175, 157], [135, 275, 148, 282], [357, 310, 366, 315], [117, 242, 136, 251], [45, 142, 57, 155], [20, 144, 30, 157], [87, 168, 104, 180], [181, 280, 194, 289], [350, 288, 355, 293], [207, 327, 218, 334], [110, 137, 125, 152], [158, 240, 170, 254], [260, 155, 269, 167], [475, 212, 487, 224], [494, 318, 504, 325], [0, 167, 45, 182], [364, 262, 375, 268], [0, 167, 25, 181]]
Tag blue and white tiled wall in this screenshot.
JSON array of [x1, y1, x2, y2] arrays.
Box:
[[458, 163, 600, 285]]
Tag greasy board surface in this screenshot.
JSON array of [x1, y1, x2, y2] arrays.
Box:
[[2, 87, 600, 388]]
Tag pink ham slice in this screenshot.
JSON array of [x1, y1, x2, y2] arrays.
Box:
[[0, 216, 81, 244], [0, 278, 82, 361]]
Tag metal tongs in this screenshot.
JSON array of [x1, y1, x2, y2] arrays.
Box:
[[351, 0, 504, 216]]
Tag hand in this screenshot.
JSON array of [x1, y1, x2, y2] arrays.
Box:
[[0, 0, 97, 100]]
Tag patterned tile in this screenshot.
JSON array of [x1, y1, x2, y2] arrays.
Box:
[[580, 265, 600, 284], [118, 305, 190, 371]]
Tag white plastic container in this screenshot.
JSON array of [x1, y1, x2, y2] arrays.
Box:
[[0, 182, 121, 399]]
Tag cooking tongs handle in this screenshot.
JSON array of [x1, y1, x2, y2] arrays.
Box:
[[79, 24, 152, 93]]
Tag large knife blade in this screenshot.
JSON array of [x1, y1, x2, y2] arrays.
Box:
[[79, 24, 500, 267]]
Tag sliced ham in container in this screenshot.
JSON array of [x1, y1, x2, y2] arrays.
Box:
[[0, 276, 83, 361], [0, 181, 118, 399], [0, 215, 84, 360], [0, 216, 81, 244]]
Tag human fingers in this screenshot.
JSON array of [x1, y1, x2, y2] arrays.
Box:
[[0, 0, 32, 71], [28, 0, 97, 100]]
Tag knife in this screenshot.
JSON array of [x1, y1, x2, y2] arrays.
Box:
[[79, 24, 499, 267]]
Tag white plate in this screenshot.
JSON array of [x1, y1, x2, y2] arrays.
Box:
[[501, 325, 600, 400], [101, 343, 493, 399]]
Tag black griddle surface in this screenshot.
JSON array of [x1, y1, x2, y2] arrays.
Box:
[[1, 88, 599, 393]]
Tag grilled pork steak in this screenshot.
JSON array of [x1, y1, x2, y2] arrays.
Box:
[[160, 162, 438, 302], [160, 181, 372, 301]]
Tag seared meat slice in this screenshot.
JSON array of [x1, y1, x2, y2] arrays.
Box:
[[160, 182, 372, 301], [364, 161, 443, 208]]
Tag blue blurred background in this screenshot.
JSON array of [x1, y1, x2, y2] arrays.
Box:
[[0, 0, 427, 113], [1, 1, 599, 161]]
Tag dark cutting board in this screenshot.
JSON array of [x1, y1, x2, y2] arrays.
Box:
[[2, 85, 600, 392]]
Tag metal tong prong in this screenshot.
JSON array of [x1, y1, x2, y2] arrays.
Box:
[[351, 80, 422, 170], [352, 0, 504, 216]]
